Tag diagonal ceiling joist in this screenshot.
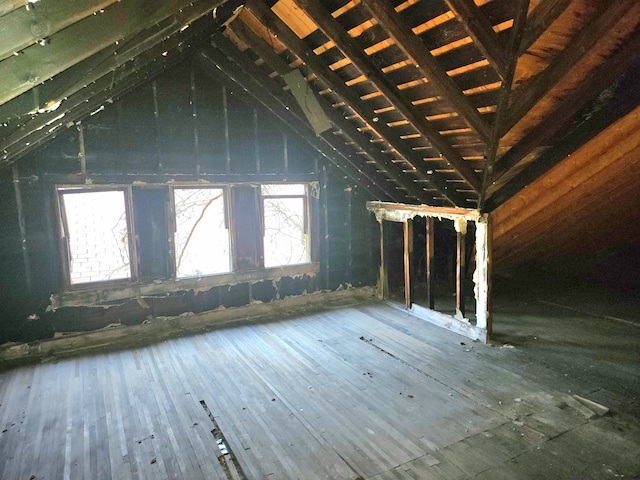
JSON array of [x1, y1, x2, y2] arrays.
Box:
[[0, 37, 202, 166], [199, 43, 412, 204], [226, 22, 433, 202], [500, 0, 638, 136], [245, 0, 469, 206], [479, 0, 529, 210], [0, 0, 119, 62], [443, 0, 509, 79], [361, 0, 494, 150], [0, 0, 228, 106], [290, 0, 487, 198], [485, 61, 640, 212], [518, 0, 572, 54], [492, 30, 640, 183], [207, 33, 429, 204]]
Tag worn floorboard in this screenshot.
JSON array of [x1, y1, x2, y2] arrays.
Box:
[[0, 301, 639, 479]]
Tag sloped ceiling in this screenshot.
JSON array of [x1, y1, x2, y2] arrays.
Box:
[[0, 0, 639, 265]]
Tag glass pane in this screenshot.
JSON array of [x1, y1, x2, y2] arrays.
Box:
[[62, 190, 130, 284], [261, 184, 306, 196], [174, 188, 230, 278], [263, 197, 308, 268]]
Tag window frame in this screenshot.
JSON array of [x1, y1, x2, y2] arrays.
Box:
[[169, 185, 232, 279], [56, 185, 138, 289], [260, 183, 312, 269]]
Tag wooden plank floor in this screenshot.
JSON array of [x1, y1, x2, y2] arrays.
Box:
[[1, 303, 639, 479]]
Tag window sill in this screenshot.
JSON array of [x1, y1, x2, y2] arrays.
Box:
[[50, 262, 319, 309]]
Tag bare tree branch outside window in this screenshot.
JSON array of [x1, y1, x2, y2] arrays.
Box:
[[174, 188, 230, 278]]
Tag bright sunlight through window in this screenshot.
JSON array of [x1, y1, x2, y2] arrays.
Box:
[[174, 188, 230, 278], [61, 190, 130, 284], [262, 184, 309, 268]]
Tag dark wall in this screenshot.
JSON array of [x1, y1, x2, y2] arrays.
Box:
[[0, 59, 378, 344]]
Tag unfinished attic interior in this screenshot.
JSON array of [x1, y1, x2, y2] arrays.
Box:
[[0, 0, 639, 478]]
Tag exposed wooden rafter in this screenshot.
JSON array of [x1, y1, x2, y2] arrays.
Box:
[[245, 0, 468, 206], [209, 29, 430, 203], [0, 0, 229, 107], [443, 0, 509, 79], [478, 0, 529, 210], [485, 60, 640, 212], [518, 0, 572, 54], [492, 30, 640, 183], [361, 0, 493, 164], [199, 41, 411, 203], [291, 0, 485, 195], [0, 28, 210, 166], [501, 0, 638, 136]]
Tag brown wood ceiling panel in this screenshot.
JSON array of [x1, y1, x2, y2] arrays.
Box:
[[492, 105, 640, 267]]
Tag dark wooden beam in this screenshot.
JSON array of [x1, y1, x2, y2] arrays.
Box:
[[0, 31, 212, 166], [478, 0, 529, 210], [361, 0, 492, 170], [198, 44, 408, 203], [519, 0, 572, 54], [293, 0, 488, 189], [0, 0, 226, 105], [403, 219, 413, 309], [443, 0, 509, 79], [229, 21, 437, 203], [205, 33, 416, 202], [0, 0, 119, 62], [455, 223, 466, 319], [492, 30, 640, 183], [0, 21, 216, 165], [0, 12, 221, 158], [425, 217, 435, 309], [245, 0, 470, 206], [501, 0, 635, 136], [484, 60, 640, 212]]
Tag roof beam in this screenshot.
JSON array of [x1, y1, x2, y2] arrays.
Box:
[[0, 0, 227, 106], [290, 0, 485, 195], [0, 26, 213, 165], [245, 0, 469, 205], [500, 0, 637, 136], [229, 22, 414, 187], [484, 59, 640, 212], [199, 43, 412, 203], [205, 34, 424, 203], [362, 0, 492, 149], [478, 0, 529, 211], [0, 11, 227, 160], [518, 0, 571, 54], [492, 29, 640, 183], [0, 0, 119, 62], [443, 0, 509, 79]]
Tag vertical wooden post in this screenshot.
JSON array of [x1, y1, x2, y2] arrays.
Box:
[[152, 80, 162, 173], [77, 122, 87, 176], [474, 214, 493, 337], [403, 219, 413, 309], [190, 63, 201, 176], [455, 218, 467, 320], [377, 219, 387, 299], [425, 216, 435, 309], [12, 165, 32, 293]]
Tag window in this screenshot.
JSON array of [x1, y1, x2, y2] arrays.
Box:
[[59, 189, 131, 284], [261, 184, 309, 268], [173, 188, 231, 278]]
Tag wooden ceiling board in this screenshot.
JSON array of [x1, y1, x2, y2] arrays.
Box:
[[501, 0, 639, 144], [493, 105, 640, 266]]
